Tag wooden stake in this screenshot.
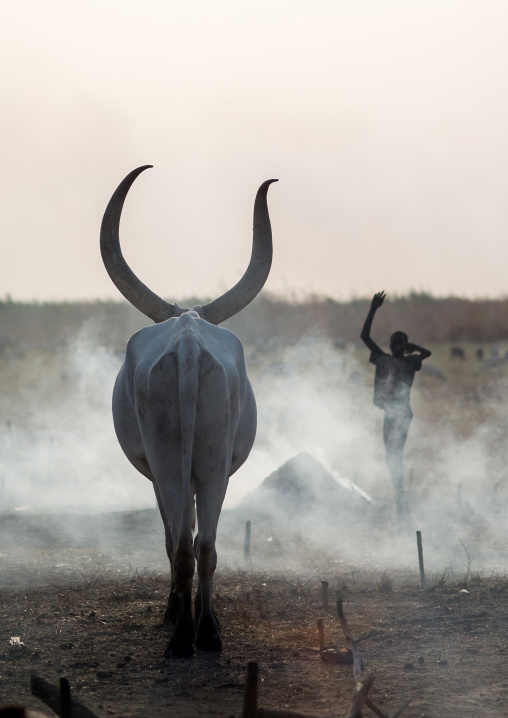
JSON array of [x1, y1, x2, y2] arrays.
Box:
[[244, 520, 251, 560], [321, 580, 329, 608], [316, 618, 325, 652], [416, 531, 425, 587], [60, 677, 71, 718], [242, 660, 258, 718]]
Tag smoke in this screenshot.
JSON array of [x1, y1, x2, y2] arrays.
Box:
[[224, 334, 508, 574], [0, 318, 154, 514], [1, 323, 507, 578], [226, 335, 382, 506]]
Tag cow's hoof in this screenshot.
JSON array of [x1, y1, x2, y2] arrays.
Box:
[[196, 634, 222, 651], [196, 614, 222, 651], [163, 607, 177, 625], [165, 638, 194, 658]]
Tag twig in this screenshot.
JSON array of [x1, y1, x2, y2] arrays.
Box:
[[459, 539, 472, 581], [365, 698, 390, 718], [392, 698, 413, 718], [346, 673, 375, 718], [336, 600, 361, 680]]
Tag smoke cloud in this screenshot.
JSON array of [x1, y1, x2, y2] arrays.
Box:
[[1, 323, 506, 579]]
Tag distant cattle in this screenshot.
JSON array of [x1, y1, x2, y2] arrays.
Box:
[[450, 346, 466, 360], [476, 347, 484, 361], [420, 363, 446, 381], [480, 356, 507, 372]]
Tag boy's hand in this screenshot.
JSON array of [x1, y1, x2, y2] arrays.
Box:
[[371, 291, 386, 310]]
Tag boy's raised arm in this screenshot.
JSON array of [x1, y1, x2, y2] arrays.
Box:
[[361, 291, 386, 354]]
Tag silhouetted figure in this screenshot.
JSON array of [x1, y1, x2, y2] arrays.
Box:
[[361, 292, 431, 514]]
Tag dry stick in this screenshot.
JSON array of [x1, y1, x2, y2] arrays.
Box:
[[316, 618, 325, 652], [244, 520, 251, 561], [346, 673, 375, 718], [30, 675, 100, 718], [337, 600, 377, 718], [392, 698, 413, 718], [336, 600, 361, 680], [321, 580, 329, 608], [242, 660, 258, 718], [365, 698, 390, 718], [337, 600, 413, 718], [416, 531, 425, 587]]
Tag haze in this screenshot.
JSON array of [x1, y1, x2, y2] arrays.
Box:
[[2, 0, 508, 302]]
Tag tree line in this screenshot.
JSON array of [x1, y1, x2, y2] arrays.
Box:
[[0, 292, 507, 350]]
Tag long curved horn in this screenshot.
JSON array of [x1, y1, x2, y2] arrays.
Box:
[[198, 179, 278, 325], [100, 166, 179, 323]]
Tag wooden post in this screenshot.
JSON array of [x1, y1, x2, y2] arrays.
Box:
[[244, 521, 251, 560], [321, 580, 329, 608], [416, 531, 425, 587], [242, 660, 258, 718], [60, 677, 71, 718], [316, 618, 325, 652]]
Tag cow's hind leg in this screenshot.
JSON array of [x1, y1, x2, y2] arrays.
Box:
[[168, 529, 195, 656], [195, 535, 221, 650], [194, 569, 222, 631], [193, 534, 221, 628], [154, 480, 195, 656], [193, 534, 202, 624], [194, 480, 227, 651], [153, 483, 178, 624]]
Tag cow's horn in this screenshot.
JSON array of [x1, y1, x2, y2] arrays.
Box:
[[100, 165, 180, 323], [198, 179, 278, 325]]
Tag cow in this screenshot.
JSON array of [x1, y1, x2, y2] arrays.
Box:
[[100, 166, 277, 656], [450, 346, 466, 360]]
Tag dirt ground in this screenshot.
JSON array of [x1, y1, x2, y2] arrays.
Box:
[[0, 511, 507, 718]]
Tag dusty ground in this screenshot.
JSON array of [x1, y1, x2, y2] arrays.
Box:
[[0, 511, 507, 718]]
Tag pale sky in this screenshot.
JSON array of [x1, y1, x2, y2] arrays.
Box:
[[2, 0, 508, 302]]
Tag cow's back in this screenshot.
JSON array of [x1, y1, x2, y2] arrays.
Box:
[[113, 312, 256, 480]]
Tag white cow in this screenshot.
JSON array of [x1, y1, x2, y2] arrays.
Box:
[[100, 166, 277, 655]]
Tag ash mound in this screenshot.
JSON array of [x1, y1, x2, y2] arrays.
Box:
[[236, 452, 371, 527]]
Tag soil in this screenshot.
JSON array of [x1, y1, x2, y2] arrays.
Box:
[[0, 511, 507, 718]]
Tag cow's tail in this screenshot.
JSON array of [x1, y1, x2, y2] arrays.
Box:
[[173, 330, 200, 593]]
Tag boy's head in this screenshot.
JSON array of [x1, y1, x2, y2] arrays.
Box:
[[390, 331, 408, 357]]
